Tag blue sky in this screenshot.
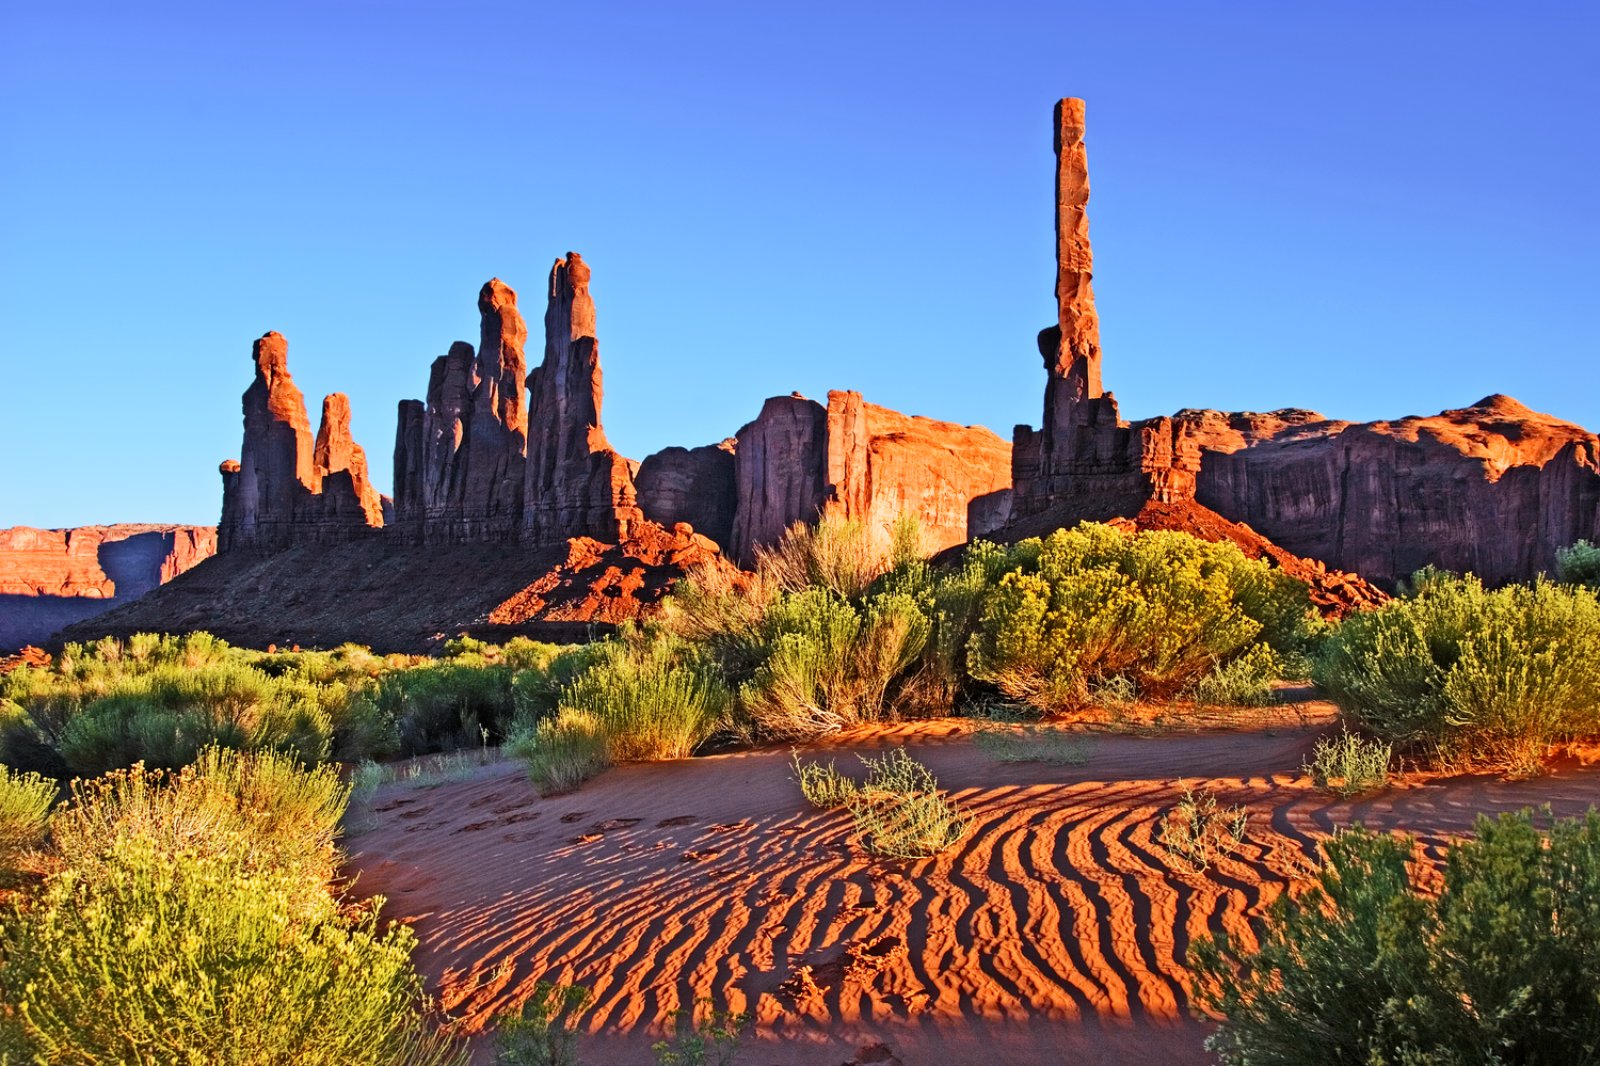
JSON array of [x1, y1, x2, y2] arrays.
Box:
[[2, 2, 1595, 527]]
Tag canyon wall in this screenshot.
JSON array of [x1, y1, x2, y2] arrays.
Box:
[[0, 524, 216, 649]]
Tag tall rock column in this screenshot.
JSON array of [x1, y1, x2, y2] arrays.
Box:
[[522, 252, 642, 544], [1043, 96, 1108, 452], [221, 332, 318, 551], [459, 280, 529, 538], [313, 393, 387, 533]]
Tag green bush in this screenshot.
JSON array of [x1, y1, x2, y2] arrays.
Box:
[[1557, 538, 1600, 590], [967, 524, 1309, 711], [1314, 573, 1600, 772], [373, 662, 516, 757], [494, 981, 590, 1066], [846, 748, 971, 859], [740, 590, 929, 739], [507, 710, 612, 796], [56, 661, 334, 777], [0, 838, 461, 1065], [791, 755, 859, 808], [1158, 783, 1249, 873], [0, 765, 56, 871], [1189, 644, 1282, 707], [1303, 730, 1392, 796], [754, 515, 905, 600], [558, 638, 732, 762], [0, 746, 459, 1065], [652, 998, 751, 1066], [1191, 809, 1600, 1065]]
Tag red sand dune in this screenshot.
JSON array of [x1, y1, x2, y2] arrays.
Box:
[[346, 709, 1600, 1065]]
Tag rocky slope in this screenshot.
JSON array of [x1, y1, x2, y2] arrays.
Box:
[[0, 524, 215, 649]]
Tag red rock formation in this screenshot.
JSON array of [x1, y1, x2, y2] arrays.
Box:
[[1009, 98, 1599, 589], [0, 524, 217, 649], [459, 279, 529, 538], [728, 390, 1013, 566], [730, 394, 830, 565], [219, 333, 384, 551], [523, 253, 643, 544], [637, 440, 738, 548]]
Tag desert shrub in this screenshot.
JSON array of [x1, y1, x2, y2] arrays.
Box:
[[494, 981, 591, 1066], [1158, 783, 1249, 873], [1314, 573, 1600, 772], [558, 638, 732, 762], [740, 590, 929, 739], [508, 709, 612, 796], [56, 661, 334, 777], [0, 745, 458, 1065], [0, 836, 461, 1065], [510, 643, 608, 724], [1191, 809, 1600, 1066], [373, 662, 517, 756], [967, 524, 1308, 711], [972, 724, 1092, 765], [51, 746, 348, 894], [652, 998, 751, 1066], [1303, 729, 1391, 796], [651, 564, 776, 684], [1189, 644, 1282, 707], [878, 543, 1005, 715], [755, 515, 905, 600], [791, 754, 859, 808], [0, 766, 56, 871], [846, 748, 971, 859], [1557, 538, 1600, 589]]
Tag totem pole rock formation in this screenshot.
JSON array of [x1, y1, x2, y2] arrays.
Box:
[[219, 332, 386, 551], [1009, 98, 1599, 590]]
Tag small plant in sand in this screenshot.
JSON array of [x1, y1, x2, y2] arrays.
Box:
[[1303, 729, 1391, 797], [494, 981, 591, 1066], [0, 764, 57, 872], [508, 711, 612, 796], [791, 754, 859, 808], [972, 724, 1092, 766], [847, 748, 972, 859], [651, 998, 752, 1066], [1158, 782, 1249, 873]]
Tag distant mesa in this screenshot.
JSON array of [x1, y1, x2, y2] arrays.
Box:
[[0, 525, 215, 651], [49, 98, 1600, 651]]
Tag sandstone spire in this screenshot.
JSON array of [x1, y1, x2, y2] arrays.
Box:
[[314, 393, 386, 529], [221, 331, 317, 551], [522, 252, 642, 543], [1043, 97, 1104, 446]]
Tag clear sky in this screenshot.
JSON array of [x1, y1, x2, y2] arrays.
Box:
[[2, 2, 1595, 528]]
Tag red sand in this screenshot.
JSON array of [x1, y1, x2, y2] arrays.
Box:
[[346, 709, 1600, 1064]]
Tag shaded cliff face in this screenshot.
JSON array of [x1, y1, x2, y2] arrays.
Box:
[[636, 440, 738, 549], [1189, 397, 1600, 586], [1009, 98, 1599, 591], [219, 333, 385, 551], [0, 524, 216, 650]]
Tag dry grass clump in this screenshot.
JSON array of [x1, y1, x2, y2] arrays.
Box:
[[1158, 782, 1249, 873], [792, 749, 971, 859], [973, 724, 1093, 766], [1303, 730, 1391, 796], [0, 765, 56, 873]]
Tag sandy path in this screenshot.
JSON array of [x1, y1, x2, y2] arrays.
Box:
[[346, 718, 1600, 1065]]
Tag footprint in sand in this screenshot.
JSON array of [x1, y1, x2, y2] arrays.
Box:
[[680, 848, 719, 863], [592, 818, 641, 831], [372, 798, 417, 813], [454, 820, 497, 834], [707, 821, 750, 833], [504, 831, 539, 843], [493, 802, 533, 815], [656, 815, 697, 828], [559, 811, 590, 824], [466, 792, 503, 809], [570, 832, 604, 845], [397, 807, 434, 820], [502, 811, 540, 825]]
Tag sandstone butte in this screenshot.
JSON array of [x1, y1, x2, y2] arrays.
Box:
[[47, 97, 1600, 652], [0, 524, 215, 651]]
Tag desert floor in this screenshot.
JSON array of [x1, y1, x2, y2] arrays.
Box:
[[346, 700, 1600, 1065]]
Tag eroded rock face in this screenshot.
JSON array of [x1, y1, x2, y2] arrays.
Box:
[[0, 524, 217, 649], [730, 394, 830, 565], [218, 333, 385, 551], [637, 440, 738, 548], [728, 390, 1013, 567]]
